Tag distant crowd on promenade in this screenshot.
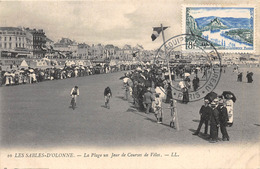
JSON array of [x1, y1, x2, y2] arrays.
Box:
[[0, 63, 135, 86]]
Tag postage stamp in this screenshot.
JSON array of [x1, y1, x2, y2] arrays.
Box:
[[182, 5, 255, 53], [156, 34, 221, 102]]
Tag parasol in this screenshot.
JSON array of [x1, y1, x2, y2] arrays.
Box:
[[119, 76, 126, 80], [184, 72, 190, 77], [155, 86, 166, 99], [205, 92, 218, 102], [222, 91, 236, 103], [123, 77, 129, 83], [28, 69, 34, 73], [136, 67, 142, 71]]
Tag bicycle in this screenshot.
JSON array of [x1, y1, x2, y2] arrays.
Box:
[[124, 85, 129, 100], [105, 94, 111, 109], [71, 96, 76, 110]]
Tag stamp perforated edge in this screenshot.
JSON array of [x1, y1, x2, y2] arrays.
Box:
[[181, 4, 257, 54]]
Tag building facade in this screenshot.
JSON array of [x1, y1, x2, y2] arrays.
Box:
[[0, 27, 31, 58], [78, 43, 90, 59], [25, 28, 47, 58]]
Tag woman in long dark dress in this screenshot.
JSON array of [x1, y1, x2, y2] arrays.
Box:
[[165, 82, 172, 103], [246, 71, 253, 83], [182, 86, 189, 104]]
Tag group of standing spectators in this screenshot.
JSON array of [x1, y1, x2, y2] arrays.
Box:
[[1, 66, 93, 86], [193, 93, 235, 143], [121, 64, 209, 124], [121, 64, 237, 142], [0, 62, 135, 86], [237, 71, 254, 83]]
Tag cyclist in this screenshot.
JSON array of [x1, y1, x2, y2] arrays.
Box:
[[70, 86, 79, 107], [104, 86, 112, 109]]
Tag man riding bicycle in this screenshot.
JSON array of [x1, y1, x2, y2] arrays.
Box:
[[104, 86, 112, 109], [70, 86, 79, 106]]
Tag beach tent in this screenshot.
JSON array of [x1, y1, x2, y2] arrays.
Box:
[[30, 59, 51, 69], [20, 60, 29, 69]]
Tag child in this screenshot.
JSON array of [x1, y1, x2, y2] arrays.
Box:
[[154, 93, 163, 123]]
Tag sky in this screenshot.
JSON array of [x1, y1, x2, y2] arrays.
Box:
[[0, 1, 182, 50], [190, 7, 252, 19]]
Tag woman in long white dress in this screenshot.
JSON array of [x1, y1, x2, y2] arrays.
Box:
[[225, 95, 234, 127]]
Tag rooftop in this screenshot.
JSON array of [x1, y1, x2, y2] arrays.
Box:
[[0, 27, 22, 31]]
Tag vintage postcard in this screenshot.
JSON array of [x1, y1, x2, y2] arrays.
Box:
[[0, 0, 259, 169]]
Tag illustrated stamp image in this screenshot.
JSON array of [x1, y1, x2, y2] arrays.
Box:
[[184, 6, 255, 52]]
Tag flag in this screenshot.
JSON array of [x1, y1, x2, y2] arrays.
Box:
[[151, 27, 168, 41]]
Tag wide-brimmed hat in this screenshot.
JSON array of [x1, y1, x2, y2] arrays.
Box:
[[226, 94, 233, 99]]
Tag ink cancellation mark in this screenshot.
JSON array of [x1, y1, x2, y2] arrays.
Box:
[[156, 34, 221, 102]]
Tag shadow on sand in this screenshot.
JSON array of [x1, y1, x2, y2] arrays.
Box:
[[192, 119, 200, 123], [189, 129, 211, 142]]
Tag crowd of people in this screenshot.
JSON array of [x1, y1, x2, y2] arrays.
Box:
[[121, 63, 213, 123], [121, 64, 238, 143], [193, 92, 236, 143], [0, 62, 135, 86]]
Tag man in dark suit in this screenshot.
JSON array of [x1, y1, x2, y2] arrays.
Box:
[[192, 75, 200, 91], [193, 99, 211, 135], [143, 88, 155, 114], [218, 96, 230, 141], [209, 98, 220, 143]]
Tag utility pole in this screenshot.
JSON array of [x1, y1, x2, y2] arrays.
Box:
[[161, 24, 180, 131]]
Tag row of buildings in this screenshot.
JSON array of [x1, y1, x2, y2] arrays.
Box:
[[1, 27, 258, 65], [0, 27, 154, 61]]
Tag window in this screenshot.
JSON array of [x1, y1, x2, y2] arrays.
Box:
[[16, 37, 17, 41], [9, 37, 11, 41], [4, 37, 6, 41], [16, 43, 17, 47], [4, 43, 7, 48], [0, 37, 1, 41], [9, 43, 12, 49], [19, 43, 21, 47], [23, 44, 24, 48], [0, 43, 2, 48], [19, 37, 21, 41]]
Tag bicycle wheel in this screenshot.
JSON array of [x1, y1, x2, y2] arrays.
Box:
[[71, 98, 75, 110]]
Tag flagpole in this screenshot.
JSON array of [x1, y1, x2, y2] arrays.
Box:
[[161, 24, 180, 131]]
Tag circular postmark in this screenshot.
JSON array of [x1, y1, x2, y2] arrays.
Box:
[[155, 34, 221, 102]]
